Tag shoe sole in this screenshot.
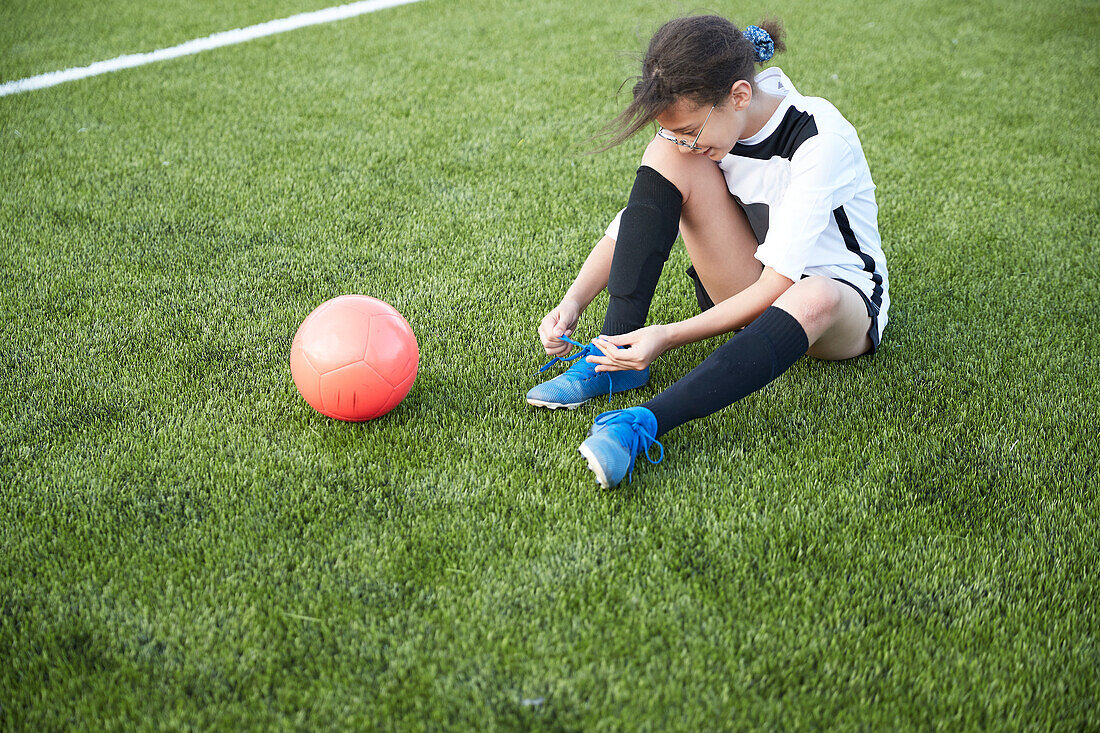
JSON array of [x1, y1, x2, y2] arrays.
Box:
[[578, 442, 612, 488], [526, 398, 585, 410]]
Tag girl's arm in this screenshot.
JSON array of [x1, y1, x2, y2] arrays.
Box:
[[586, 267, 793, 372], [665, 266, 793, 348], [539, 235, 615, 355], [561, 235, 615, 311]]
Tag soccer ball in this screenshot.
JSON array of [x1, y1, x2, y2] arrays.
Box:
[[290, 295, 419, 421]]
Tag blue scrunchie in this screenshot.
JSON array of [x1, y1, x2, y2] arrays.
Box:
[[743, 25, 774, 63]]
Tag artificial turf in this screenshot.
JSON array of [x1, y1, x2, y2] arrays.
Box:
[[1, 0, 1098, 728]]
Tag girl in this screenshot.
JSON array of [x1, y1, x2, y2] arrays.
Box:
[[527, 15, 888, 488]]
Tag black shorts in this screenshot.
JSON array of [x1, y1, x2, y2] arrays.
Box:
[[685, 266, 880, 355]]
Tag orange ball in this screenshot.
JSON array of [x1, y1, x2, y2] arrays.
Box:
[[290, 295, 418, 421]]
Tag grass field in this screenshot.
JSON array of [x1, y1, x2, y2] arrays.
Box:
[[2, 0, 1098, 728]]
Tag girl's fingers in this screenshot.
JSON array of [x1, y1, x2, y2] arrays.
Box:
[[590, 340, 614, 357], [591, 339, 628, 360], [543, 333, 567, 351], [590, 342, 627, 365], [587, 353, 632, 370], [596, 334, 631, 347], [594, 359, 634, 372], [602, 334, 628, 346]]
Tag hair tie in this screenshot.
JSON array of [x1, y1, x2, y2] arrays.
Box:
[[743, 25, 774, 63]]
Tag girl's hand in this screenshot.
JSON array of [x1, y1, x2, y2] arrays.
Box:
[[587, 325, 672, 372], [538, 299, 582, 356]]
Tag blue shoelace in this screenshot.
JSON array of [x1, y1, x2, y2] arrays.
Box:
[[536, 335, 613, 398], [592, 409, 665, 482]]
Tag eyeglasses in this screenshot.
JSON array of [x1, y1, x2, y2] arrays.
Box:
[[656, 103, 716, 151]]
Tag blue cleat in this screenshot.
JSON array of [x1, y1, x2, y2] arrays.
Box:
[[578, 407, 665, 488], [526, 336, 650, 410]]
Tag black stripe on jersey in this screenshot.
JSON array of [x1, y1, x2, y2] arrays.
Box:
[[733, 195, 770, 245], [730, 106, 818, 160], [833, 206, 883, 308]]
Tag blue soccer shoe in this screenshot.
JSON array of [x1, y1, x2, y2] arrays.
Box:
[[578, 407, 665, 488], [526, 335, 650, 410]]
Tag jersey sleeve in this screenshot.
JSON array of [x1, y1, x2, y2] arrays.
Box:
[[753, 132, 859, 281], [604, 208, 625, 241]]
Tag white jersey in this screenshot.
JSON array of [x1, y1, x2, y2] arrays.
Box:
[[606, 67, 889, 341]]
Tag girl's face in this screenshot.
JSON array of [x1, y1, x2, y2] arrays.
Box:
[[654, 81, 754, 162]]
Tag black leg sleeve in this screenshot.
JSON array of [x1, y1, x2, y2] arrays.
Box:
[[643, 306, 809, 437], [601, 166, 683, 337]]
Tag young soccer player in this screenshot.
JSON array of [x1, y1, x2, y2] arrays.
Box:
[[527, 15, 889, 487]]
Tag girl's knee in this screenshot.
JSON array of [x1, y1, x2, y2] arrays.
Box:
[[641, 135, 680, 168], [774, 276, 843, 330], [639, 136, 712, 197]]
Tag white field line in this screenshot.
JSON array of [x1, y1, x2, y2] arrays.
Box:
[[0, 0, 425, 97]]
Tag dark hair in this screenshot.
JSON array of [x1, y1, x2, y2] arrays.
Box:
[[604, 15, 786, 148]]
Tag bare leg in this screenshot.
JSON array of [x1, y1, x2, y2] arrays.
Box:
[[639, 135, 762, 304], [772, 276, 873, 360]]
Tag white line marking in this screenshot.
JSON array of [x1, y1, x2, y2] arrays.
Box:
[[0, 0, 425, 97]]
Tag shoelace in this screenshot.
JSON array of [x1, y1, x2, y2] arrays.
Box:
[[536, 335, 613, 398], [536, 334, 586, 372], [593, 409, 665, 482]]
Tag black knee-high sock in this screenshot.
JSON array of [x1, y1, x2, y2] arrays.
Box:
[[601, 166, 682, 337], [643, 307, 809, 437]]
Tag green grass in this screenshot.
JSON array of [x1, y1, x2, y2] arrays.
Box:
[[2, 0, 1098, 728]]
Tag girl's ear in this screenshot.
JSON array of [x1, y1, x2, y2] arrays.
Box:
[[729, 79, 753, 110]]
